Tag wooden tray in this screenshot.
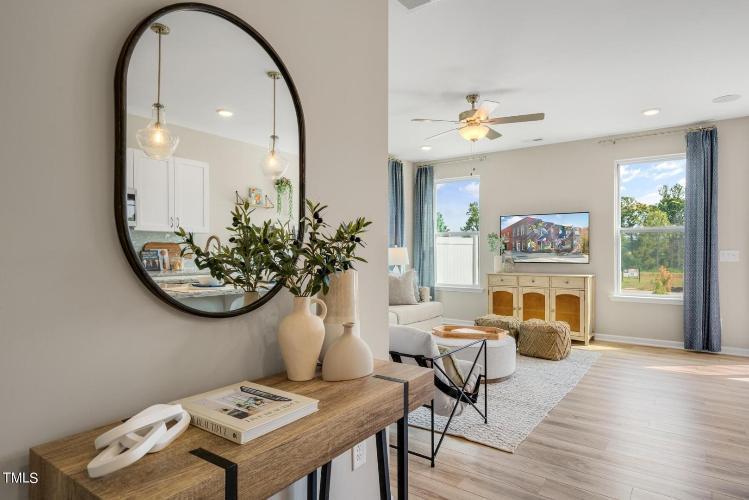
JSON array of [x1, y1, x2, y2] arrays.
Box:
[[432, 325, 506, 340]]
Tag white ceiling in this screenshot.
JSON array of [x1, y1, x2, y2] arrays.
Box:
[[127, 11, 299, 154], [389, 0, 749, 162]]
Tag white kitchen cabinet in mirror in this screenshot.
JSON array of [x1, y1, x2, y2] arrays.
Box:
[[173, 157, 209, 234], [128, 148, 209, 233], [131, 148, 174, 232]]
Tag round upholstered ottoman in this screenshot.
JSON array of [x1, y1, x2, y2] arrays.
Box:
[[518, 319, 571, 361], [432, 334, 516, 382]]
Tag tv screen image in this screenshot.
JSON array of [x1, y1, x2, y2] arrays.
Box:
[[500, 212, 590, 264]]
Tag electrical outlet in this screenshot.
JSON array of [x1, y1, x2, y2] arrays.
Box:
[[351, 441, 366, 470], [720, 250, 740, 262]]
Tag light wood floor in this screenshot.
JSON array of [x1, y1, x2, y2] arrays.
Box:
[[390, 341, 749, 500]]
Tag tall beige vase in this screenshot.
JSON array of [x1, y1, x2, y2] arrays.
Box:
[[319, 269, 359, 360], [322, 322, 373, 381], [278, 296, 327, 381]]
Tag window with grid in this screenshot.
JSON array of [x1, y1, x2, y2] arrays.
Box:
[[616, 156, 686, 298], [434, 177, 480, 288]]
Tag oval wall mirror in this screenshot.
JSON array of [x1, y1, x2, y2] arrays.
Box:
[[115, 3, 305, 317]]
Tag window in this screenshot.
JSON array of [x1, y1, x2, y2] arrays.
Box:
[[615, 156, 686, 300], [434, 177, 480, 289]]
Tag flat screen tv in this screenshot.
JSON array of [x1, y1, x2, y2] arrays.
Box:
[[500, 212, 590, 264]]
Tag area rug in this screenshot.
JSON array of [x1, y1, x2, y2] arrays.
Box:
[[408, 348, 601, 453]]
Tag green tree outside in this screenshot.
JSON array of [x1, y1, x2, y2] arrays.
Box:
[[620, 183, 685, 293], [461, 202, 480, 232]]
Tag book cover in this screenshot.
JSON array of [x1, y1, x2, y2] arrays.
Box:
[[176, 381, 318, 444]]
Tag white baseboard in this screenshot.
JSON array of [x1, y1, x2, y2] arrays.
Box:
[[442, 317, 474, 326], [595, 333, 749, 357]]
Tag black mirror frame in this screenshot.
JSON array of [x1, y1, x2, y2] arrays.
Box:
[[114, 2, 305, 318]]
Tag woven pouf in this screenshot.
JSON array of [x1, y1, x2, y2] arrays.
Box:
[[518, 319, 571, 361], [475, 314, 521, 340]]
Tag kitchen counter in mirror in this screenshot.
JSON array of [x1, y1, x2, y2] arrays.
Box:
[[159, 282, 276, 313], [149, 270, 211, 284], [159, 283, 248, 299]]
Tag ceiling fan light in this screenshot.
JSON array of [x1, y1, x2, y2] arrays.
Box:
[[459, 124, 489, 142]]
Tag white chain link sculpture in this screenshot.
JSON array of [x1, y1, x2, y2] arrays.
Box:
[[87, 403, 190, 478]]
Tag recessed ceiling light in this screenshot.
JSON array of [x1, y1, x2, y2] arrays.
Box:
[[712, 94, 741, 104], [642, 108, 660, 116], [420, 145, 432, 151], [216, 108, 234, 117]]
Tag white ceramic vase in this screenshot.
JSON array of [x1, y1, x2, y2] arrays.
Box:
[[319, 269, 359, 360], [493, 254, 503, 273], [278, 296, 327, 381], [322, 322, 373, 381]]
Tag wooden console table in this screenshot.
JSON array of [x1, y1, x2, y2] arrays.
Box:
[[29, 360, 433, 500]]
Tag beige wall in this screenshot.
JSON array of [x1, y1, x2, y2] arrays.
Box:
[[0, 1, 387, 499], [432, 117, 749, 351]]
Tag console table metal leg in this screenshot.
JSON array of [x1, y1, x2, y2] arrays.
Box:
[[306, 469, 317, 500], [375, 429, 391, 500], [319, 461, 332, 500], [430, 400, 435, 468], [397, 416, 408, 500]]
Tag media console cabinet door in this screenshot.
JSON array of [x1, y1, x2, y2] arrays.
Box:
[[489, 286, 518, 317], [551, 288, 585, 336], [520, 287, 549, 321]]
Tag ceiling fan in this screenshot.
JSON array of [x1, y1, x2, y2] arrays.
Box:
[[412, 94, 545, 143]]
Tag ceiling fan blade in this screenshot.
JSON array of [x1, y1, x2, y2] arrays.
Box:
[[411, 118, 461, 123], [485, 127, 502, 140], [458, 109, 475, 121], [424, 128, 460, 141], [475, 100, 499, 120], [486, 113, 545, 125]]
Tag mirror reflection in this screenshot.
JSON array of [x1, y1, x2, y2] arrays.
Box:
[[124, 10, 301, 314]]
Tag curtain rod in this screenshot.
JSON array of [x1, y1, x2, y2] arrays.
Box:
[[598, 123, 716, 144], [416, 154, 487, 167]]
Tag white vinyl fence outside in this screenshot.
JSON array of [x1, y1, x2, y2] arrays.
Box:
[[435, 232, 479, 287]]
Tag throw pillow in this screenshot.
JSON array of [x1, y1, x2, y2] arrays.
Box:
[[389, 270, 419, 305], [436, 345, 466, 386]]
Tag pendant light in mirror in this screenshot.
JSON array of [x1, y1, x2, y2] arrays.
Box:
[[260, 71, 289, 179], [136, 23, 179, 160]]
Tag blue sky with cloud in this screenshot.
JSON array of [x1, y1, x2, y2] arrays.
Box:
[[435, 178, 479, 231], [619, 158, 686, 205]]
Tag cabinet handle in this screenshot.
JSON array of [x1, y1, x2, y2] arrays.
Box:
[[176, 217, 180, 228], [170, 217, 174, 228]]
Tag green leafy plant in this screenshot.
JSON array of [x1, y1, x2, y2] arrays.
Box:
[[269, 200, 372, 297], [175, 201, 276, 292], [274, 177, 293, 219], [487, 232, 506, 255]]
